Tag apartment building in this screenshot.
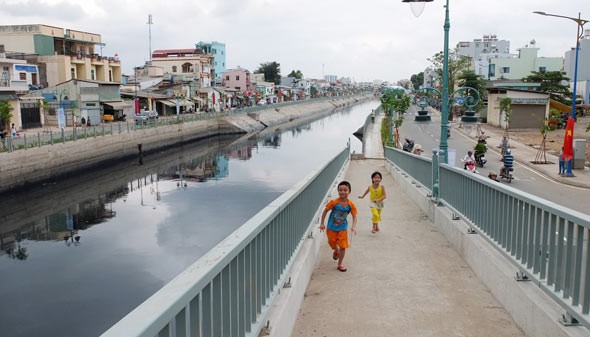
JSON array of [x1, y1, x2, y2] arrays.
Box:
[[196, 41, 226, 80], [0, 24, 122, 87], [150, 49, 214, 89]]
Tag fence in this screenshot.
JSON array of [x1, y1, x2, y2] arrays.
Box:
[[100, 144, 350, 337], [384, 145, 590, 329], [2, 94, 364, 153]]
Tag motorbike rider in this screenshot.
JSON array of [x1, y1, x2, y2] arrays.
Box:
[[463, 150, 476, 170], [474, 141, 487, 164], [500, 148, 514, 177]]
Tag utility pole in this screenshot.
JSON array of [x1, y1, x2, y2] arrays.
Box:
[[147, 14, 153, 63]]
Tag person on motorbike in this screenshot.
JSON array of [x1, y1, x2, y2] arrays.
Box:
[[500, 148, 514, 177], [474, 141, 487, 163], [463, 150, 476, 170]]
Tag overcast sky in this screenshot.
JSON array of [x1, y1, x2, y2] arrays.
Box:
[[1, 0, 588, 83]]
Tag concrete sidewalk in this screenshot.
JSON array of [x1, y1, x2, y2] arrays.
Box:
[[291, 113, 526, 337]]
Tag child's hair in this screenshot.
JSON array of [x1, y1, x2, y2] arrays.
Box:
[[338, 180, 351, 191], [371, 171, 382, 180]]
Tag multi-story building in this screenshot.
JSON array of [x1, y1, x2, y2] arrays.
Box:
[[0, 24, 122, 87], [564, 30, 590, 104], [222, 67, 252, 93], [457, 34, 510, 59], [196, 41, 226, 80], [456, 34, 511, 80], [488, 41, 563, 81], [150, 49, 213, 89]]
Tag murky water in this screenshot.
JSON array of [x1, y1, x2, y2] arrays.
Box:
[[0, 100, 379, 337]]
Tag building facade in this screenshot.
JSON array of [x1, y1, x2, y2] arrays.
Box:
[[564, 30, 590, 104], [488, 42, 563, 81], [0, 24, 122, 87], [150, 49, 213, 89], [222, 68, 252, 93], [196, 41, 226, 80]]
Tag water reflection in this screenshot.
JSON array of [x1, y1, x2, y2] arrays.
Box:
[[0, 100, 378, 337]]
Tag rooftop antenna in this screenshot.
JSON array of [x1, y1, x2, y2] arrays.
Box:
[[147, 14, 153, 63]]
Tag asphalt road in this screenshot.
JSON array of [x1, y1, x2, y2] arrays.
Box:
[[399, 105, 588, 214]]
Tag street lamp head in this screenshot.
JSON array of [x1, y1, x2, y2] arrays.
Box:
[[402, 0, 433, 18], [533, 11, 547, 16]]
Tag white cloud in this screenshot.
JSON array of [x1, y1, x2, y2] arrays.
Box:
[[0, 0, 586, 82]]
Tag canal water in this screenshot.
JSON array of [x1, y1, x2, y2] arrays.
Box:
[[0, 99, 379, 337]]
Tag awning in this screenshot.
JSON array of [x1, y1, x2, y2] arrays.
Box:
[[0, 94, 18, 100], [191, 97, 205, 103], [159, 100, 176, 107], [104, 101, 132, 109], [160, 100, 192, 107]]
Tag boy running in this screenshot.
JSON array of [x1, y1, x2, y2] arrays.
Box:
[[320, 181, 357, 272]]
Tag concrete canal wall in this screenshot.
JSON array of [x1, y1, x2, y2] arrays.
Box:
[[0, 95, 372, 192]]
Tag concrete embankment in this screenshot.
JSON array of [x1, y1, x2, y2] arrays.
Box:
[[0, 95, 372, 193]]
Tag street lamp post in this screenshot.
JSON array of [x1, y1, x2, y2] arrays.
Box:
[[403, 0, 450, 164], [533, 11, 588, 176]]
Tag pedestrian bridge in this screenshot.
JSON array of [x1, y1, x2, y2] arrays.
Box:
[[100, 114, 590, 337]]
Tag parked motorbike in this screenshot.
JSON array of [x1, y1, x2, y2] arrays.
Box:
[[500, 167, 513, 183], [403, 138, 415, 152]]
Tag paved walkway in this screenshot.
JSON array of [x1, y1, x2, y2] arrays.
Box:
[[292, 112, 526, 337]]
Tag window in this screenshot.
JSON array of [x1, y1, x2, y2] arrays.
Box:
[[91, 69, 95, 80], [19, 73, 26, 80], [71, 68, 76, 79], [226, 75, 229, 81], [500, 67, 510, 74], [172, 66, 177, 72], [539, 66, 547, 73], [236, 75, 240, 81]]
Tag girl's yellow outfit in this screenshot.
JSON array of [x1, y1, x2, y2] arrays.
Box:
[[369, 184, 384, 223]]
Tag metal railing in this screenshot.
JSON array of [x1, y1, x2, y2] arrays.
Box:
[[1, 94, 367, 153], [100, 144, 350, 337], [384, 146, 432, 191], [384, 145, 590, 329]]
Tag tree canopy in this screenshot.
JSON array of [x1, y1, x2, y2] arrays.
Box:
[[255, 61, 281, 85], [428, 48, 471, 97], [522, 71, 571, 105], [410, 72, 424, 91], [288, 70, 303, 79]]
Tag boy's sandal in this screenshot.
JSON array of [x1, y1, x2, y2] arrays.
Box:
[[332, 251, 339, 260], [337, 264, 347, 272]]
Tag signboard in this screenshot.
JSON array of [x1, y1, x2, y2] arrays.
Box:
[[57, 108, 66, 129]]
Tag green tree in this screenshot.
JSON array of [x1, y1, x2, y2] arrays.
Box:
[[428, 47, 471, 98], [255, 61, 281, 85], [0, 99, 14, 131], [410, 72, 424, 91], [522, 71, 571, 105], [499, 97, 512, 137], [457, 70, 486, 111], [288, 70, 303, 79], [310, 86, 318, 97]]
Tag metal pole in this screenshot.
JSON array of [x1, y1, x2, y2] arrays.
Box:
[[565, 16, 582, 175], [440, 0, 450, 164]]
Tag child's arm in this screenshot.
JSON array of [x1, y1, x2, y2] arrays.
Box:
[[319, 208, 329, 232], [358, 186, 370, 199], [377, 186, 387, 202], [351, 214, 357, 234]]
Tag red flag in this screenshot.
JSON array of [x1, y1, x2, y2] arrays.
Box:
[[134, 98, 140, 114], [562, 117, 575, 161], [212, 93, 216, 105]]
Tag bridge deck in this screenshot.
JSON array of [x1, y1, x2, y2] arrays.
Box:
[[291, 114, 525, 336]]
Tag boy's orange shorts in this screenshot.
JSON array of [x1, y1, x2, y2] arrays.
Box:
[[326, 229, 349, 249]]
